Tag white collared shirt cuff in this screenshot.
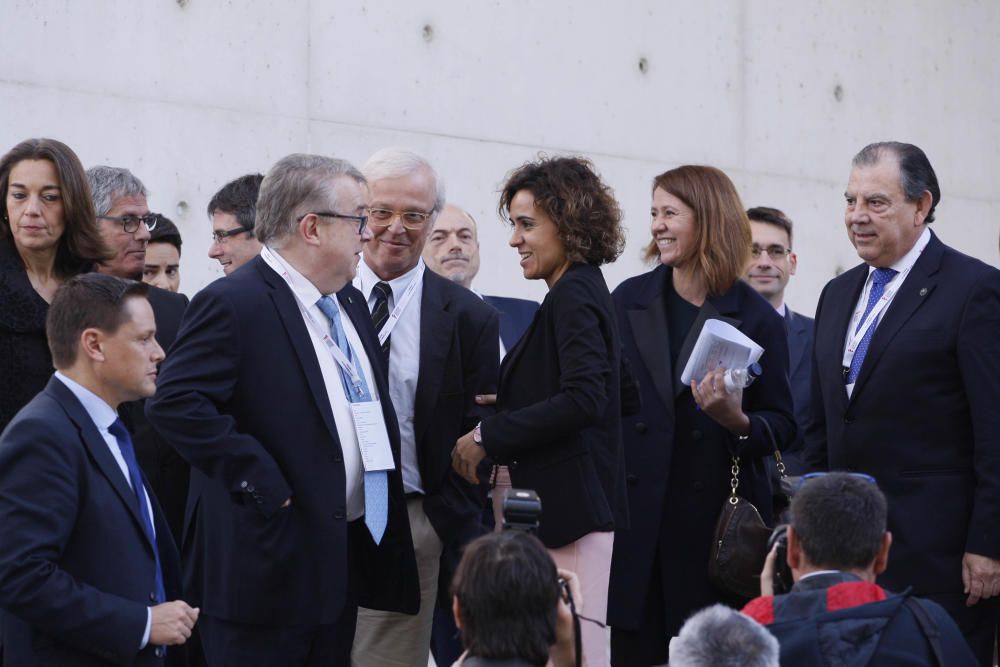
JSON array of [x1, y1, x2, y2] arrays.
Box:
[[140, 608, 151, 649]]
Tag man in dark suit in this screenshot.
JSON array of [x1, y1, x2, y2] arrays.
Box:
[[422, 203, 538, 356], [0, 273, 197, 666], [86, 165, 190, 545], [352, 150, 499, 667], [146, 154, 419, 666], [744, 206, 815, 475], [806, 141, 1000, 664]]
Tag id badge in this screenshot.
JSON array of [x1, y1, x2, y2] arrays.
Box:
[[350, 400, 394, 472]]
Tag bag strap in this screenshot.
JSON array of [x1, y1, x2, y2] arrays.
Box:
[[730, 417, 787, 500], [903, 596, 944, 667]]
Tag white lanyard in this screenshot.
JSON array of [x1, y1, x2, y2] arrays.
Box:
[[373, 263, 424, 346], [840, 265, 912, 370], [260, 247, 365, 392]]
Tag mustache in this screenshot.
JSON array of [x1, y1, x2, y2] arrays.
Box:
[[441, 253, 471, 262]]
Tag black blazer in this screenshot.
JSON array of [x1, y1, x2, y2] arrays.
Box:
[[146, 256, 419, 625], [482, 295, 538, 351], [607, 265, 795, 634], [806, 232, 1000, 597], [480, 263, 628, 549], [0, 378, 183, 667], [413, 270, 499, 543], [119, 285, 190, 546]]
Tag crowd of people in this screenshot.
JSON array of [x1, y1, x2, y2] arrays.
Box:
[[0, 135, 996, 667]]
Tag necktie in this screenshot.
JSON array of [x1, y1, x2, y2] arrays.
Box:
[[846, 268, 898, 384], [371, 281, 392, 362], [108, 418, 166, 605], [316, 296, 389, 544]]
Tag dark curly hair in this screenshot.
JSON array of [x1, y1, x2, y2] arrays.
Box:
[[499, 156, 625, 266]]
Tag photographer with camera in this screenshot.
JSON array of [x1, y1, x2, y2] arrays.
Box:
[[742, 473, 976, 665], [449, 531, 583, 667]]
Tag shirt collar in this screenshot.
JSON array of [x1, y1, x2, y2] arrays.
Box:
[[357, 257, 424, 302], [264, 245, 324, 305], [54, 371, 118, 431], [868, 225, 931, 277]]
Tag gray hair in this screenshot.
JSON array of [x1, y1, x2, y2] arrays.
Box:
[[86, 166, 148, 217], [362, 147, 445, 213], [255, 153, 366, 246], [670, 605, 779, 667]]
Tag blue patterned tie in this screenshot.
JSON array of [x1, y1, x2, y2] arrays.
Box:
[[316, 296, 389, 544], [846, 268, 898, 384], [108, 418, 166, 605]]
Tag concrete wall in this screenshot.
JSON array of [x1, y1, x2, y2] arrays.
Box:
[[2, 0, 997, 314]]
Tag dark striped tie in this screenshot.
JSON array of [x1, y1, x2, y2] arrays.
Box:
[[371, 281, 392, 361]]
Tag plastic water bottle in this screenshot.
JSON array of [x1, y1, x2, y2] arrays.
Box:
[[723, 363, 762, 393]]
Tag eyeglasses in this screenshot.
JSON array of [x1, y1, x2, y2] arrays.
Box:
[[211, 226, 252, 243], [792, 471, 877, 492], [99, 213, 158, 234], [367, 207, 433, 230], [751, 244, 792, 260], [296, 211, 368, 235]]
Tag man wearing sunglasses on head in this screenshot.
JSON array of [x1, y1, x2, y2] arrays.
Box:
[[86, 166, 190, 547]]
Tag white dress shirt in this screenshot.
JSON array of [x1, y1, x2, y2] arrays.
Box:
[[264, 246, 371, 520], [843, 227, 931, 397], [355, 258, 425, 495], [53, 371, 154, 649]]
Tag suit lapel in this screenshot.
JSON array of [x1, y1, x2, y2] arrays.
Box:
[[851, 235, 943, 399], [47, 379, 155, 555], [785, 309, 808, 378], [414, 275, 455, 445], [259, 261, 341, 443], [628, 294, 674, 409]]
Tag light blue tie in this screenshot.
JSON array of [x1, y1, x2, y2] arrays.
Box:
[[316, 295, 389, 545], [846, 268, 898, 385]]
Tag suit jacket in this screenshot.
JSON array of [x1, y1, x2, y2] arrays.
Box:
[[413, 270, 500, 546], [480, 263, 628, 549], [806, 231, 1000, 597], [607, 265, 796, 633], [145, 256, 419, 625], [0, 377, 183, 667], [119, 285, 190, 546], [779, 307, 815, 474], [482, 295, 538, 351]]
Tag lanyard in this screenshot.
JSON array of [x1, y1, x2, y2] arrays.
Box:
[[372, 264, 424, 346], [840, 264, 912, 370], [260, 246, 365, 393]]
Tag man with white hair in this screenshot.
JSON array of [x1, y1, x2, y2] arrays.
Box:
[[351, 149, 499, 667], [669, 605, 778, 667]]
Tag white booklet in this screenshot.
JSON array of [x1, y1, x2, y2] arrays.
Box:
[[680, 319, 764, 385]]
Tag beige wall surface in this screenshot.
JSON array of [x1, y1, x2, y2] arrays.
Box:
[[2, 0, 997, 314]]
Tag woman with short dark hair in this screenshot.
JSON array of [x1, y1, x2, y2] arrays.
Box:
[[452, 155, 632, 667], [607, 165, 795, 665], [0, 138, 108, 429]]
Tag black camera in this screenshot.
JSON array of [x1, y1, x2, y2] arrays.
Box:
[[501, 488, 542, 533], [768, 524, 793, 595]]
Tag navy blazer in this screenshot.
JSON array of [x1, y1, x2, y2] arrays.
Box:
[[146, 256, 419, 625], [480, 263, 628, 549], [482, 295, 538, 351], [0, 377, 183, 667], [412, 270, 499, 544], [806, 232, 1000, 598], [607, 265, 795, 634], [780, 307, 814, 474]]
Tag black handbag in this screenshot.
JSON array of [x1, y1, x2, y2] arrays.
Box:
[[708, 418, 786, 599]]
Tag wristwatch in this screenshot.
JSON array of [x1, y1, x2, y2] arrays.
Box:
[[472, 422, 483, 446]]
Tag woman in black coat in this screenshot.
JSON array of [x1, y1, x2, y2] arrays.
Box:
[[0, 138, 107, 431], [606, 166, 796, 666], [452, 156, 631, 667]]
